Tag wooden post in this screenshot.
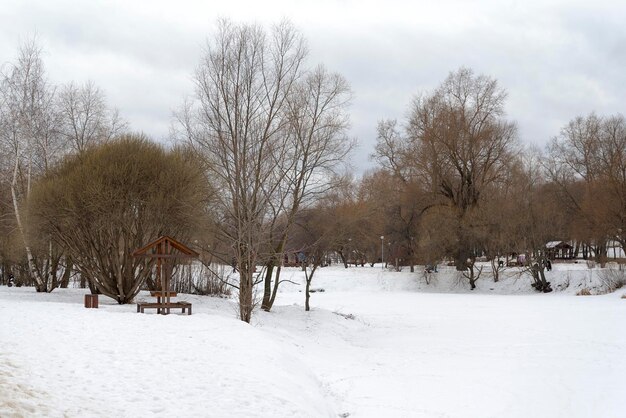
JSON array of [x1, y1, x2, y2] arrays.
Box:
[[164, 240, 170, 313]]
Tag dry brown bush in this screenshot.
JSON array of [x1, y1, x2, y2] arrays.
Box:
[[29, 135, 212, 303]]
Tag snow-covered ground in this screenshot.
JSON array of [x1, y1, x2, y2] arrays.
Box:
[[1, 263, 625, 417]]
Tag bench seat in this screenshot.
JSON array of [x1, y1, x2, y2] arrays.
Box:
[[137, 301, 192, 315]]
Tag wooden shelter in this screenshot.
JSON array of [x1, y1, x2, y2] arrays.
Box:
[[133, 236, 198, 315], [545, 241, 574, 260]]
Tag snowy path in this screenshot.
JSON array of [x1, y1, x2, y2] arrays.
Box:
[[0, 350, 54, 417], [0, 292, 334, 417]]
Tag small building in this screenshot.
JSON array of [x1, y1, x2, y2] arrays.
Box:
[[545, 241, 574, 260], [283, 250, 305, 267]]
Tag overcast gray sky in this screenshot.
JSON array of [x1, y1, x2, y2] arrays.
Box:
[[2, 0, 625, 173]]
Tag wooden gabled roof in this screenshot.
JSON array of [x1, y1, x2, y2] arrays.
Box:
[[132, 236, 199, 258]]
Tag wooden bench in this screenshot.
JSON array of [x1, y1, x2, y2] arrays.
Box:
[[137, 291, 191, 315], [136, 301, 192, 315]]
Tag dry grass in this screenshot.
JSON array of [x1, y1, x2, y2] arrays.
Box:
[[576, 288, 592, 296]]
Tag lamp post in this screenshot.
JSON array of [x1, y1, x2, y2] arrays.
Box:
[[380, 235, 384, 270]]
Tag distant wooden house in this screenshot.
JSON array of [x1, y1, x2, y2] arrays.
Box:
[[545, 241, 574, 260]]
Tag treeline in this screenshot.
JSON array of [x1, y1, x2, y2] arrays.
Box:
[[1, 23, 624, 323], [319, 68, 626, 292]]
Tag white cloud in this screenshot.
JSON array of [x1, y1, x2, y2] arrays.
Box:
[[1, 0, 625, 172]]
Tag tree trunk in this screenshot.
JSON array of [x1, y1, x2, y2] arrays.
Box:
[[468, 270, 476, 290], [305, 279, 311, 311], [530, 258, 552, 293], [59, 257, 73, 288], [455, 246, 470, 271], [263, 237, 288, 311], [338, 249, 348, 268], [304, 263, 318, 311], [594, 240, 607, 267], [11, 158, 45, 292], [490, 258, 500, 282], [464, 259, 482, 289], [46, 246, 60, 292], [239, 267, 254, 323], [261, 257, 276, 311], [0, 261, 8, 285], [88, 280, 99, 295], [268, 264, 282, 310]]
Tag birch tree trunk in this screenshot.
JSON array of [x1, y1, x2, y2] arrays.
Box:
[[11, 156, 45, 291]]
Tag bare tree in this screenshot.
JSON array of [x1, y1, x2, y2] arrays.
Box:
[[362, 167, 430, 272], [57, 80, 126, 154], [176, 20, 307, 322], [514, 148, 563, 292], [290, 208, 331, 311], [374, 119, 417, 182], [176, 20, 353, 321], [373, 68, 518, 284], [260, 65, 352, 311], [0, 38, 59, 291], [408, 68, 518, 271]]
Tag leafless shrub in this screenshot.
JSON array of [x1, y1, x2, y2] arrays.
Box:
[[555, 273, 571, 291], [598, 268, 626, 293], [453, 271, 468, 289], [422, 266, 439, 286], [30, 136, 210, 303], [422, 269, 433, 285], [172, 263, 231, 297], [576, 288, 591, 296], [461, 263, 483, 290]]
